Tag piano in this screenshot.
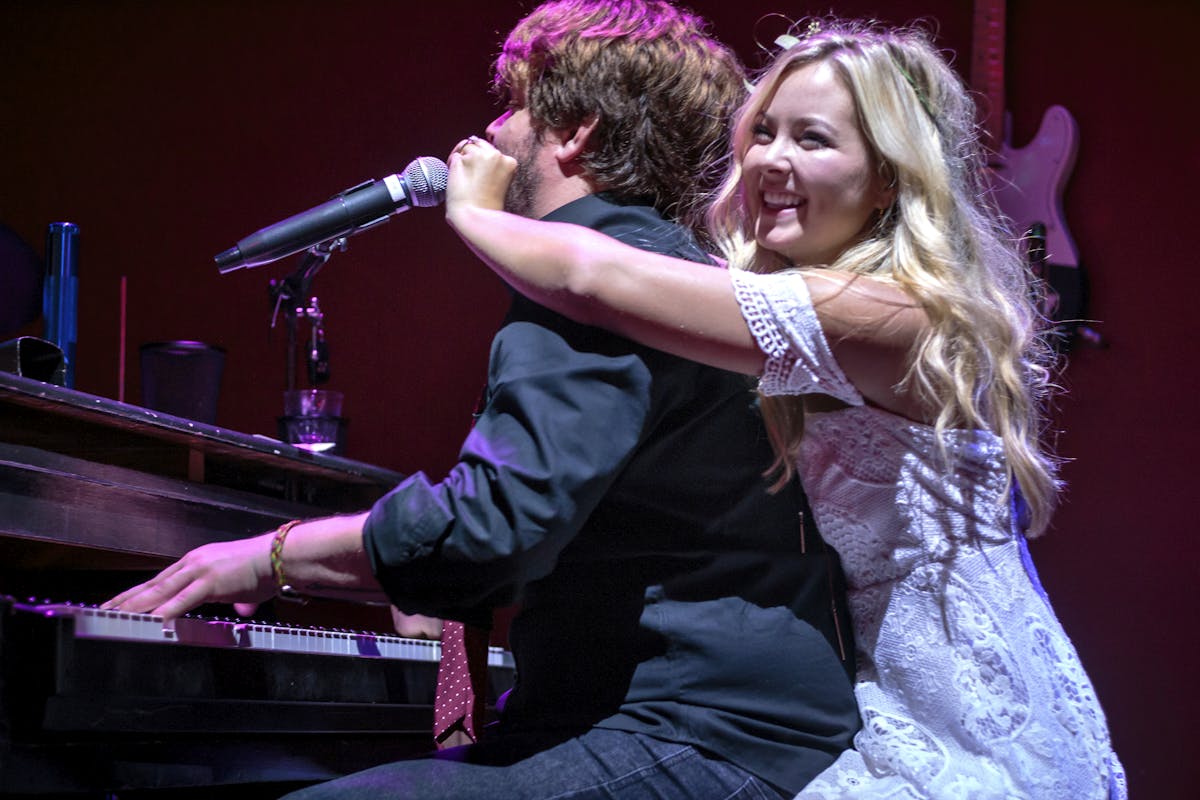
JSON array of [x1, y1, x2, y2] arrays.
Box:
[[0, 371, 514, 796]]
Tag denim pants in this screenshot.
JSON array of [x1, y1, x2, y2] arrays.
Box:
[[280, 728, 788, 800]]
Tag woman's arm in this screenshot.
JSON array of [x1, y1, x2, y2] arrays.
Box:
[[446, 140, 928, 418], [452, 201, 766, 375]]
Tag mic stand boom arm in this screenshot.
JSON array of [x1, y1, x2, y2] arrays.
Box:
[[269, 238, 342, 392]]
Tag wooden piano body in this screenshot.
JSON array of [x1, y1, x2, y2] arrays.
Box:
[[0, 372, 513, 795]]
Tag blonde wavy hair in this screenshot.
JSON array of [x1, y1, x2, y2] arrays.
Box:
[[706, 18, 1061, 535]]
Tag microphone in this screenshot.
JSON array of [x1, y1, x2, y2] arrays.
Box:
[[214, 156, 448, 273]]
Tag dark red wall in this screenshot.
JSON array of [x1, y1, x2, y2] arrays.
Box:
[[3, 1, 1196, 795]]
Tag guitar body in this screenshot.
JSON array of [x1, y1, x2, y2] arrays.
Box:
[[989, 104, 1081, 268]]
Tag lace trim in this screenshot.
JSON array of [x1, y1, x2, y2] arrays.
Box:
[[730, 269, 862, 404], [857, 706, 946, 785]]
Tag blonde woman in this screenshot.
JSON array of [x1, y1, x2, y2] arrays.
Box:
[[446, 18, 1125, 799]]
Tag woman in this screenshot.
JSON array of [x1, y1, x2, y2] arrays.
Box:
[[445, 18, 1125, 800]]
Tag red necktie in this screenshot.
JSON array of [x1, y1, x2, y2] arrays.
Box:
[[433, 386, 493, 748], [433, 620, 490, 746]]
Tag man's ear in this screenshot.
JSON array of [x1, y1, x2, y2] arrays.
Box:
[[554, 114, 600, 166]]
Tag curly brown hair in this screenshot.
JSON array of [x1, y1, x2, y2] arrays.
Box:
[[494, 0, 746, 224]]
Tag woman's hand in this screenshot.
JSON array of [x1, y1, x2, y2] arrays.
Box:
[[445, 135, 517, 227], [101, 532, 276, 621]]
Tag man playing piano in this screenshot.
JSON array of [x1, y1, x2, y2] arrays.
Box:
[[106, 2, 857, 797]]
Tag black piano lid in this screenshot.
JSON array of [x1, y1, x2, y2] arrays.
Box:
[[0, 369, 406, 580], [0, 369, 404, 488]]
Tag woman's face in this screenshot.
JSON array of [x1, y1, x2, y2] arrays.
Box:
[[742, 60, 892, 268]]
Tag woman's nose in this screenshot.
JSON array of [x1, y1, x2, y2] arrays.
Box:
[[760, 136, 793, 170]]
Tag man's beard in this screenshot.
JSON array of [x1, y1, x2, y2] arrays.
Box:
[[502, 132, 541, 218]]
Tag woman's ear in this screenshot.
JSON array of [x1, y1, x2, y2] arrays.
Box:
[[875, 163, 898, 211]]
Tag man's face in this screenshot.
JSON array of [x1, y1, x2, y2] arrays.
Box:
[[486, 86, 545, 218]]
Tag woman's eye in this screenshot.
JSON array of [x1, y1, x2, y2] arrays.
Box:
[[751, 124, 773, 143], [801, 131, 831, 148]]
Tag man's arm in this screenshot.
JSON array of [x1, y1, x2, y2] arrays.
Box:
[[364, 306, 654, 620], [103, 512, 385, 620], [104, 313, 654, 623]]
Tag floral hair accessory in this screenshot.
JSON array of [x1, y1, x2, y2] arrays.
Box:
[[774, 19, 821, 51]]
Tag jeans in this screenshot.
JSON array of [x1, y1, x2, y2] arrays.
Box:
[[280, 728, 788, 800]]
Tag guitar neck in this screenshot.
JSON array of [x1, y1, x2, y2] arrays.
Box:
[[969, 0, 1082, 271], [971, 0, 1007, 156]]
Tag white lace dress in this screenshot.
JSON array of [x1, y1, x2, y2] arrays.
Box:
[[731, 270, 1126, 800]]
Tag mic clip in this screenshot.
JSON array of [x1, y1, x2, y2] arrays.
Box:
[[268, 240, 342, 391]]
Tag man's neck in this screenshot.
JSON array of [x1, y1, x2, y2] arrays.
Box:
[[528, 176, 595, 220]]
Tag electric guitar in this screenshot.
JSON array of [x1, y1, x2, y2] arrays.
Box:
[[971, 0, 1097, 347]]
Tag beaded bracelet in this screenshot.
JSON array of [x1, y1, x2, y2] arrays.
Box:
[[269, 519, 305, 600]]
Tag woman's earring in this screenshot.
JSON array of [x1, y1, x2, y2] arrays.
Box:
[[874, 202, 897, 234]]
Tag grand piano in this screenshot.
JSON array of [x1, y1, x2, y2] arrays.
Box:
[[0, 371, 514, 796]]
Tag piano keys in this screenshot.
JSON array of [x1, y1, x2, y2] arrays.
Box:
[[9, 600, 514, 669], [0, 598, 514, 794], [0, 372, 516, 794]]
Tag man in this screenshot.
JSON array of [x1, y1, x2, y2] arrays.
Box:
[[106, 2, 858, 797]]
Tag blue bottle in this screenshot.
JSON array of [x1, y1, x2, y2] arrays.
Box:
[[43, 222, 79, 388]]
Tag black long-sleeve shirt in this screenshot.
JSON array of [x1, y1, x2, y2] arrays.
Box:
[[363, 193, 857, 794]]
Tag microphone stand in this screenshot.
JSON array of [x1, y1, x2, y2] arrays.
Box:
[[268, 238, 343, 391]]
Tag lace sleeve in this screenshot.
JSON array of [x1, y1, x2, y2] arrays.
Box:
[[731, 269, 863, 405]]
